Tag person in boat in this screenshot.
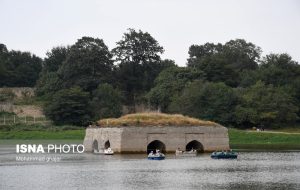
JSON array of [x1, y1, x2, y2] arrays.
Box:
[[192, 147, 197, 153], [191, 147, 194, 153], [176, 148, 182, 154], [156, 149, 160, 156]]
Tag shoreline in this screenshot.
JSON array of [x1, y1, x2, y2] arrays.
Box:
[[1, 128, 300, 151]]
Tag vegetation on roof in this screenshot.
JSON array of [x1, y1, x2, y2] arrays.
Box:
[[97, 112, 220, 127]]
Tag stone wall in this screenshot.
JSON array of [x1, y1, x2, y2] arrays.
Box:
[[83, 125, 230, 153], [83, 127, 124, 152], [0, 87, 44, 117], [0, 87, 35, 99]]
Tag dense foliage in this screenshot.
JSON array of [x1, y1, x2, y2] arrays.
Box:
[[58, 37, 113, 92], [112, 29, 173, 106], [169, 81, 238, 125], [44, 87, 91, 125], [89, 83, 122, 120], [147, 67, 205, 112], [1, 29, 300, 128], [0, 44, 42, 87]]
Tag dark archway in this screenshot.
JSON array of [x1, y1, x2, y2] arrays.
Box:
[[104, 140, 110, 149], [147, 140, 166, 154], [92, 140, 98, 152], [186, 140, 204, 153]]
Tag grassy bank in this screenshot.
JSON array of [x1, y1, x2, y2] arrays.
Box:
[[229, 128, 300, 150], [0, 124, 85, 140], [0, 130, 85, 140]]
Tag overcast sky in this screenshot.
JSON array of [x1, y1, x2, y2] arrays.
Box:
[[0, 0, 299, 66]]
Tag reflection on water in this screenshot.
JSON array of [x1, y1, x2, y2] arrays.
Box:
[[0, 148, 299, 190]]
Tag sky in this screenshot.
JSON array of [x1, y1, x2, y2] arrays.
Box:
[[0, 0, 299, 66]]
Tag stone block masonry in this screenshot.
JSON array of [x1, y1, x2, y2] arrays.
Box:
[[83, 125, 230, 153]]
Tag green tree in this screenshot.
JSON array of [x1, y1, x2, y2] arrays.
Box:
[[58, 37, 113, 92], [0, 44, 9, 84], [89, 83, 122, 120], [0, 46, 42, 87], [36, 46, 69, 96], [35, 72, 62, 97], [258, 53, 299, 86], [44, 87, 91, 125], [257, 53, 300, 118], [169, 81, 238, 125], [147, 66, 205, 112], [43, 46, 70, 73], [187, 39, 261, 87], [235, 81, 299, 128], [223, 39, 261, 71], [112, 29, 164, 105]]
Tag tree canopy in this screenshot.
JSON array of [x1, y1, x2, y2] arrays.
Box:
[[169, 81, 238, 125], [1, 31, 300, 128], [44, 87, 91, 125], [89, 83, 122, 120], [58, 37, 114, 93], [235, 81, 299, 128], [0, 44, 42, 87], [187, 39, 261, 87], [112, 29, 167, 105]]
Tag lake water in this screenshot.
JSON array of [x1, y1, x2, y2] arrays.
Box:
[[0, 147, 299, 190]]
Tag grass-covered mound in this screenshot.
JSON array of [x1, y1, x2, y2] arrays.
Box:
[[97, 112, 220, 127]]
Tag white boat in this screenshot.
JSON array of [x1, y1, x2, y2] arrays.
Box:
[[94, 148, 114, 155], [104, 148, 114, 155], [175, 149, 197, 157]]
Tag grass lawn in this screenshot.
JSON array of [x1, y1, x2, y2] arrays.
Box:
[[0, 129, 85, 140], [229, 128, 300, 150]]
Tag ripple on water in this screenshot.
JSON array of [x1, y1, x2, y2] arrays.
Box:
[[0, 152, 299, 190]]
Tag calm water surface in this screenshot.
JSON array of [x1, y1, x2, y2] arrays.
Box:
[[0, 146, 299, 190]]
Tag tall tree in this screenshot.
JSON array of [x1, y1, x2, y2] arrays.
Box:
[[112, 29, 164, 105], [0, 48, 42, 87], [258, 53, 299, 86], [0, 44, 9, 84], [43, 46, 70, 73], [147, 66, 205, 112], [36, 46, 69, 96], [44, 87, 91, 125], [187, 39, 261, 87], [169, 81, 238, 125], [89, 83, 122, 120], [235, 81, 299, 128], [258, 53, 300, 118], [223, 39, 261, 71], [58, 37, 113, 93]]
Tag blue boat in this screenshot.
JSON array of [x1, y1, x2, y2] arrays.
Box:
[[148, 150, 165, 160], [211, 151, 238, 159]]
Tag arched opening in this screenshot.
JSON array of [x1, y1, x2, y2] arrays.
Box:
[[92, 140, 98, 152], [186, 140, 204, 153], [147, 140, 166, 154], [104, 140, 110, 149]]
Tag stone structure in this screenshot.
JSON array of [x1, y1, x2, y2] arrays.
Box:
[[0, 87, 35, 99], [83, 125, 230, 153]]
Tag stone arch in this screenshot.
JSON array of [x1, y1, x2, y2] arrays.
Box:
[[147, 140, 166, 154], [92, 140, 98, 152], [186, 140, 204, 152], [104, 140, 110, 149]]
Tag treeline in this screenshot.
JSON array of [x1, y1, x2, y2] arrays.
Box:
[[0, 29, 299, 128], [0, 44, 42, 87]]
